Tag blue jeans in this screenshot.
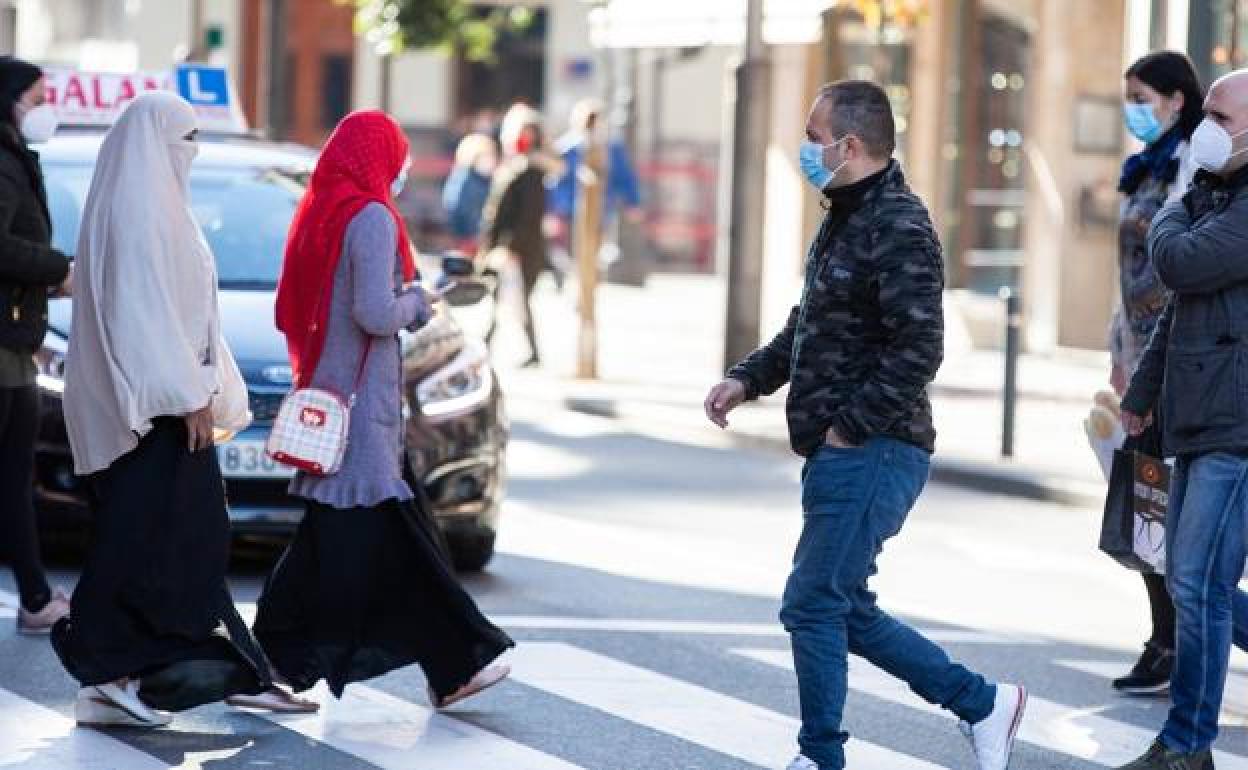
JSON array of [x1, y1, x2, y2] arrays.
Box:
[[1161, 452, 1248, 754], [780, 438, 995, 770]]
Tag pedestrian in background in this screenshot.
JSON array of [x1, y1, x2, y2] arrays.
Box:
[[1106, 51, 1203, 697], [0, 55, 72, 635], [54, 92, 273, 728], [1118, 68, 1248, 770], [546, 98, 643, 286], [705, 81, 1025, 770], [255, 110, 513, 709], [481, 103, 549, 367], [442, 131, 497, 254]]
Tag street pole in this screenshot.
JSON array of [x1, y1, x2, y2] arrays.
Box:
[[379, 51, 393, 113], [722, 0, 771, 371], [612, 47, 648, 286], [576, 133, 606, 379], [1001, 287, 1022, 458]]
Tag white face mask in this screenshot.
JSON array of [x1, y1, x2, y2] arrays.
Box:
[[391, 170, 408, 197], [1190, 117, 1248, 173], [18, 104, 58, 144]]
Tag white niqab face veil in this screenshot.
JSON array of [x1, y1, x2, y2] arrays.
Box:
[[63, 91, 250, 475]]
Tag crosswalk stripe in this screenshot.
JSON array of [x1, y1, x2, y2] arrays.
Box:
[[248, 680, 585, 770], [491, 615, 1032, 644], [733, 647, 1248, 769], [0, 686, 168, 770], [510, 641, 948, 769], [1055, 659, 1248, 724]]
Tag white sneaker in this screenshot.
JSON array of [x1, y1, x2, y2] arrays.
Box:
[[960, 683, 1027, 770], [784, 755, 820, 770], [75, 681, 172, 728]]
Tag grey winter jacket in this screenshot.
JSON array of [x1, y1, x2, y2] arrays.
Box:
[[1122, 169, 1248, 456]]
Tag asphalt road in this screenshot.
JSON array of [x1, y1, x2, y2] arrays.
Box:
[[3, 397, 1248, 770]]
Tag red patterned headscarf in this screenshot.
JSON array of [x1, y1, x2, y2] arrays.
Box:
[[275, 110, 417, 386]]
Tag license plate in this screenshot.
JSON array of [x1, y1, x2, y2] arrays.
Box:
[[217, 439, 294, 479]]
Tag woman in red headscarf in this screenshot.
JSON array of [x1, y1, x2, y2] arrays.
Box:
[[244, 111, 513, 710]]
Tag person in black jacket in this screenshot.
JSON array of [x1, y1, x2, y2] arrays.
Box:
[[705, 81, 1025, 770], [1117, 69, 1248, 770], [0, 56, 72, 634], [481, 104, 550, 367]]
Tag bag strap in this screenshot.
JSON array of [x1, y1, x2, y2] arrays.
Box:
[[347, 338, 373, 406]]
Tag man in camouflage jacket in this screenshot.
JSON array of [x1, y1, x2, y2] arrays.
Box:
[[705, 81, 1025, 770]]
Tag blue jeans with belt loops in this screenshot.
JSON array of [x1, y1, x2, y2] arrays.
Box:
[[780, 437, 996, 769]]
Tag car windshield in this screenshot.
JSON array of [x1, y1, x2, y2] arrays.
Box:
[[43, 162, 306, 290]]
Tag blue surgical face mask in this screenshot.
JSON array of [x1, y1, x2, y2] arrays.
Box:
[[1123, 102, 1165, 144], [799, 137, 848, 191], [391, 170, 408, 197]]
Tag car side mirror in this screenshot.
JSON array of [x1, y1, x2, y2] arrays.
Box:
[[442, 253, 476, 278], [441, 279, 489, 307]]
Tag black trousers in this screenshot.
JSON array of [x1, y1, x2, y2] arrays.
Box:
[[254, 496, 513, 699], [0, 384, 50, 613], [51, 418, 269, 710], [1144, 571, 1176, 649]]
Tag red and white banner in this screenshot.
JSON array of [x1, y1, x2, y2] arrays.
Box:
[[40, 67, 246, 133]]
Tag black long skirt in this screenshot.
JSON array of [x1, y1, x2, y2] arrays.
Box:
[[253, 495, 514, 699], [51, 418, 271, 712]]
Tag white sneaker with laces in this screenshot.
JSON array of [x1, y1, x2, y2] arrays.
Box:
[[960, 683, 1027, 770], [784, 755, 820, 770], [75, 680, 172, 728]]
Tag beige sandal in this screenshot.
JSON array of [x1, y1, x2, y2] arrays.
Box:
[[226, 686, 320, 714], [430, 663, 511, 709]]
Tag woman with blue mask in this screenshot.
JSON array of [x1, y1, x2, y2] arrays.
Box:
[[1103, 51, 1203, 698]]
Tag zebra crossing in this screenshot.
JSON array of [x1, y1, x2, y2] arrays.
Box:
[[4, 590, 1248, 770]]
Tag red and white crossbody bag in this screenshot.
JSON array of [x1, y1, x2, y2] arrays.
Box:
[[266, 340, 371, 476]]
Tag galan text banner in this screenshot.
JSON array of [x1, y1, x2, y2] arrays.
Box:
[[41, 66, 247, 134]]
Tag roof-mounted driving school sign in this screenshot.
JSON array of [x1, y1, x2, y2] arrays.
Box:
[[40, 64, 248, 134]]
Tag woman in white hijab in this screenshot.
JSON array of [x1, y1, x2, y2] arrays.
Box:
[[50, 91, 281, 728]]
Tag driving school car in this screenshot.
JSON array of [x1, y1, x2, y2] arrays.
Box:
[[29, 73, 507, 570]]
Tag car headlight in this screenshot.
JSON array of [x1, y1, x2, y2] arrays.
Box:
[[34, 333, 67, 394], [416, 341, 492, 419]]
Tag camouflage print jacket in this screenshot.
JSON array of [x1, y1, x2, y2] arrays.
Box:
[[727, 161, 944, 457]]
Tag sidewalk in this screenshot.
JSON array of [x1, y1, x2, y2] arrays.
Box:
[[491, 273, 1110, 508]]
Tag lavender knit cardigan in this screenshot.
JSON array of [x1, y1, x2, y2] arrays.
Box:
[[288, 203, 430, 509]]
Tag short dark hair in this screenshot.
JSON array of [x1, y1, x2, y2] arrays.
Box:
[[1125, 51, 1205, 139], [815, 80, 896, 159]]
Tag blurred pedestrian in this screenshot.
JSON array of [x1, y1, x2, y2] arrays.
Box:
[[442, 132, 497, 254], [1105, 51, 1203, 697], [481, 104, 549, 367], [54, 92, 274, 728], [1117, 69, 1248, 770], [0, 55, 72, 635], [546, 98, 643, 285], [253, 110, 513, 709], [705, 81, 1025, 770]]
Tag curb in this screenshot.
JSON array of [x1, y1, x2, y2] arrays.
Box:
[[562, 395, 1104, 510]]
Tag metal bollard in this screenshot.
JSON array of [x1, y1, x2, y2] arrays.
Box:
[[1000, 287, 1022, 458]]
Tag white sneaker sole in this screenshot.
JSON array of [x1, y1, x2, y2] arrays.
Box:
[[75, 689, 171, 728]]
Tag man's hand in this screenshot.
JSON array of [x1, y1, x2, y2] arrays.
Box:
[[825, 425, 856, 449], [1121, 409, 1154, 437], [184, 404, 215, 452], [704, 379, 746, 429]]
